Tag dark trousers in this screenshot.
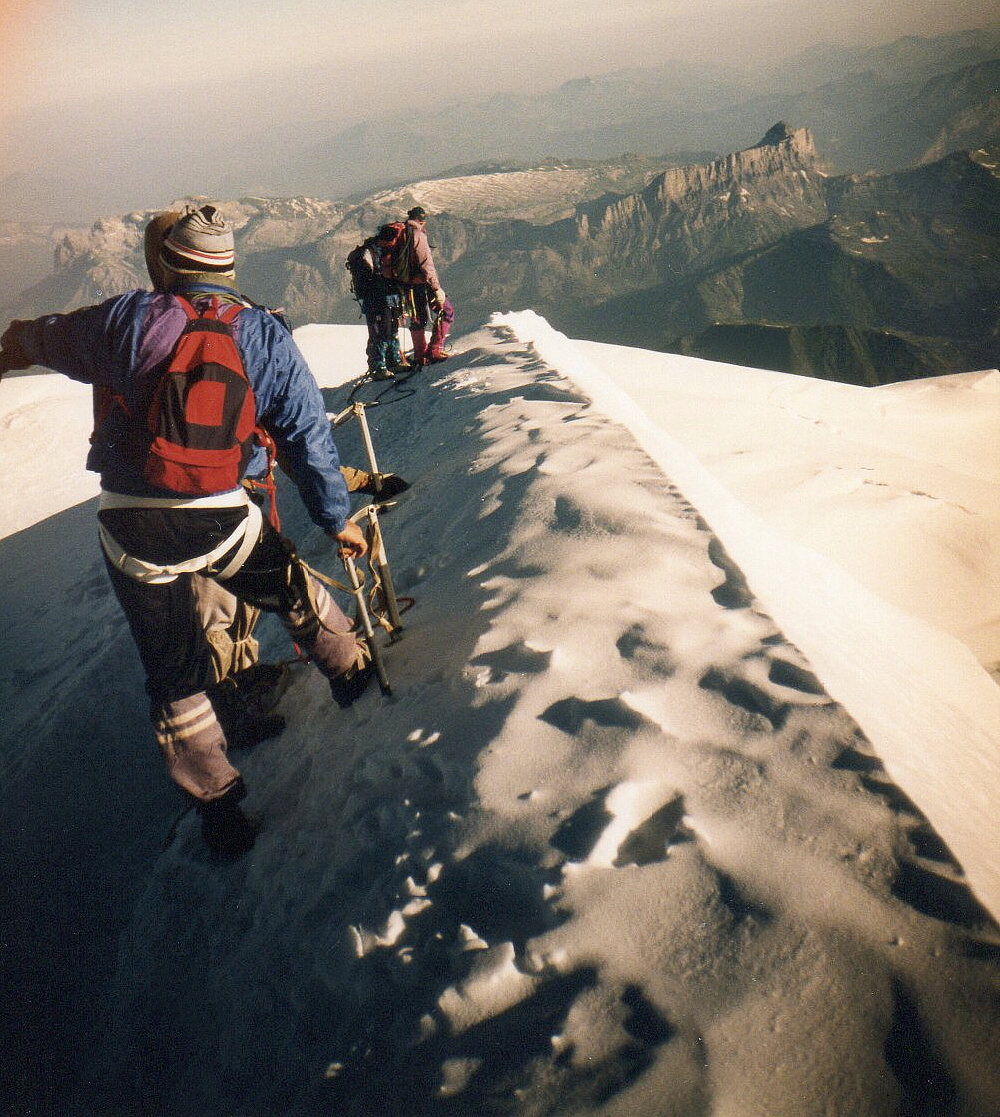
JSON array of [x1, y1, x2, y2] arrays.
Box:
[[103, 513, 358, 800]]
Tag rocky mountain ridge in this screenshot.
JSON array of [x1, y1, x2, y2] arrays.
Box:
[[4, 124, 998, 385]]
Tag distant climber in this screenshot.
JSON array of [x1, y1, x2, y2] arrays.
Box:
[[402, 206, 454, 366], [345, 224, 410, 379], [0, 203, 376, 859]]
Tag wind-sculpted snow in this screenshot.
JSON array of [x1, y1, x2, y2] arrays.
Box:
[[1, 324, 998, 1115]]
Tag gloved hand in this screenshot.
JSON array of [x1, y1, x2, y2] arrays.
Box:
[[0, 321, 31, 378], [434, 289, 446, 305]]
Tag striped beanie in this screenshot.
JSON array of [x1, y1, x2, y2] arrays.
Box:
[[160, 204, 236, 278]]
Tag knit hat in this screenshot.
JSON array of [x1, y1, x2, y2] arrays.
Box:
[[160, 204, 236, 279], [144, 210, 182, 291], [407, 206, 427, 221]]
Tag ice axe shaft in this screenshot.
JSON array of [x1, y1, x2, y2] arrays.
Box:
[[342, 551, 392, 697], [355, 404, 381, 483], [363, 504, 403, 635], [330, 401, 385, 496]]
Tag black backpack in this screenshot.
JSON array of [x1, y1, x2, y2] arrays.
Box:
[[346, 239, 380, 302]]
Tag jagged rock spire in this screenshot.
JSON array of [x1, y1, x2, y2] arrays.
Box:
[[757, 121, 795, 146], [750, 122, 817, 161]]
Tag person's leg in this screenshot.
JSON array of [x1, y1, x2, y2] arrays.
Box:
[[190, 574, 260, 680], [388, 332, 408, 370], [386, 291, 409, 370], [409, 324, 428, 365], [105, 562, 240, 795], [427, 298, 454, 361], [221, 521, 368, 699], [409, 286, 431, 364], [363, 303, 388, 373]]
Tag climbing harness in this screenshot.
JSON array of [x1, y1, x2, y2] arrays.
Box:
[[98, 489, 263, 585]]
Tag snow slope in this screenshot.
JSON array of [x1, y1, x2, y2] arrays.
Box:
[[499, 312, 1000, 923], [1, 318, 998, 1116]]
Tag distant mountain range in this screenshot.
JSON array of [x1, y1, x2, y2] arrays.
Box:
[[5, 115, 999, 385], [285, 32, 1000, 201]]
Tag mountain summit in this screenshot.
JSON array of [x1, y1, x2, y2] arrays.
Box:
[[756, 120, 798, 146]]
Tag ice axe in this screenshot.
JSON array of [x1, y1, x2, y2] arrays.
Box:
[[331, 401, 406, 637], [331, 400, 388, 497], [341, 549, 392, 698], [356, 503, 404, 637]]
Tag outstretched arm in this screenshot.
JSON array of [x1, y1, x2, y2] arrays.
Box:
[[0, 293, 147, 386]]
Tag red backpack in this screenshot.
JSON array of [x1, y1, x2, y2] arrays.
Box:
[[142, 296, 257, 495], [376, 222, 412, 282]]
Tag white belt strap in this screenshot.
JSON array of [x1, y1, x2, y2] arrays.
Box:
[[99, 488, 249, 512], [99, 498, 263, 585]]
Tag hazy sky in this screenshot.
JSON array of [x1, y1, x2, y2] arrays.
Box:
[[1, 0, 997, 225], [4, 0, 999, 115]]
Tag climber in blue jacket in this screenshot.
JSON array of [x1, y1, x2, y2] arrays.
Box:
[[0, 204, 374, 857]]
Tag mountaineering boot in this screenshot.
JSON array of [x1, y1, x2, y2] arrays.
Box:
[[197, 780, 260, 858], [424, 350, 449, 364], [342, 467, 410, 498], [369, 366, 394, 381], [329, 641, 375, 709]]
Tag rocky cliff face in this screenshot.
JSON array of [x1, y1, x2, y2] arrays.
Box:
[[444, 124, 829, 321], [601, 123, 826, 276], [565, 124, 823, 263]]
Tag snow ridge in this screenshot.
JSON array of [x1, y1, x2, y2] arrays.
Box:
[[3, 320, 999, 1114]]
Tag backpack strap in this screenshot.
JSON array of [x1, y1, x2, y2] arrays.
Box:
[[173, 294, 200, 321], [196, 299, 243, 326], [172, 292, 246, 323], [218, 304, 243, 328]]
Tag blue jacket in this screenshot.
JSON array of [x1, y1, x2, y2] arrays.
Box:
[[18, 284, 351, 534]]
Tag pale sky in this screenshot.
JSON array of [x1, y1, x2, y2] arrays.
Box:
[[4, 0, 998, 115], [1, 0, 997, 224]]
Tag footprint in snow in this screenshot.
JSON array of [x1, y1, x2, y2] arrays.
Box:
[[540, 696, 649, 735], [470, 640, 553, 682]]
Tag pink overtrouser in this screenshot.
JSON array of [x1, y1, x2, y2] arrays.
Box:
[[428, 298, 455, 357]]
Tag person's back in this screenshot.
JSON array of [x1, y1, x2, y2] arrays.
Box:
[[347, 227, 408, 378]]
